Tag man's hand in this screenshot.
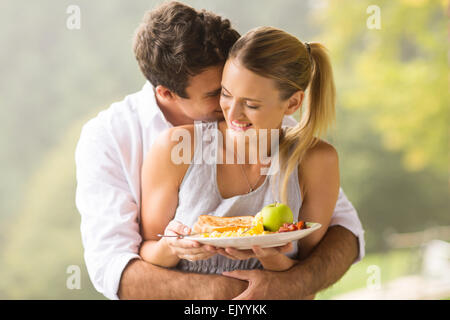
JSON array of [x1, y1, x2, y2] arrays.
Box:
[[221, 225, 359, 300], [223, 268, 316, 300], [222, 269, 299, 300]]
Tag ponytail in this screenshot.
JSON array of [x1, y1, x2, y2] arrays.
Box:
[[278, 42, 336, 204]]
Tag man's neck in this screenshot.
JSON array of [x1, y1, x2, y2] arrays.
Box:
[[155, 94, 194, 127]]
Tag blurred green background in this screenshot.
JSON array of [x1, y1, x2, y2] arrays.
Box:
[[0, 0, 448, 299]]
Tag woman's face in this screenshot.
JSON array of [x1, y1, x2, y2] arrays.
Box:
[[220, 58, 303, 139]]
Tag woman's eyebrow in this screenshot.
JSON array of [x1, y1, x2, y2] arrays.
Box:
[[221, 85, 262, 102]]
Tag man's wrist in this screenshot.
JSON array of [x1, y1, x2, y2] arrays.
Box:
[[283, 259, 313, 298]]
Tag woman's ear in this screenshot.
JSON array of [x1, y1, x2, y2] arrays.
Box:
[[284, 90, 304, 116], [155, 85, 176, 102]]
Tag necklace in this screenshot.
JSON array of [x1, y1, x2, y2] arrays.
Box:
[[239, 164, 264, 193]]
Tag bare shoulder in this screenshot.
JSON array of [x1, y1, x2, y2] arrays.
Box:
[[154, 124, 195, 150], [142, 124, 196, 187], [297, 139, 339, 198], [301, 139, 339, 170], [150, 124, 196, 163]]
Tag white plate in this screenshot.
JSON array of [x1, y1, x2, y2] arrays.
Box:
[[186, 222, 321, 250]]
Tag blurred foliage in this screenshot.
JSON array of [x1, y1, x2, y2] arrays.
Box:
[[318, 0, 449, 173], [0, 116, 103, 299], [0, 0, 448, 299], [317, 0, 449, 251], [317, 248, 418, 300]]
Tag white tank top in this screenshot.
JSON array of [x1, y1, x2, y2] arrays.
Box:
[[174, 120, 302, 274]]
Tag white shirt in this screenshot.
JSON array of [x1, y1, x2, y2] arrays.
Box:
[[75, 81, 365, 300]]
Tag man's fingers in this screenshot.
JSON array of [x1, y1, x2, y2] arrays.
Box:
[[232, 289, 252, 300], [222, 269, 253, 282]]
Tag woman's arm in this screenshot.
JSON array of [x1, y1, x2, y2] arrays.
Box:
[[296, 140, 340, 259], [139, 127, 190, 267], [140, 125, 217, 267]]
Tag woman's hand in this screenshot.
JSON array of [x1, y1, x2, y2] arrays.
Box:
[[215, 242, 297, 271], [163, 220, 217, 262]]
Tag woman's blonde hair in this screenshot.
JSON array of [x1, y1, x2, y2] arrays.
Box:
[[229, 26, 336, 204]]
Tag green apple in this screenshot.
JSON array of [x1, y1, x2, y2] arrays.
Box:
[[261, 203, 294, 232]]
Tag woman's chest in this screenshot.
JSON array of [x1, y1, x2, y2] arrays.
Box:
[[216, 164, 267, 199]]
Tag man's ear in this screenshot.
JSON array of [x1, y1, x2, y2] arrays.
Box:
[[155, 85, 176, 102], [284, 90, 304, 116]]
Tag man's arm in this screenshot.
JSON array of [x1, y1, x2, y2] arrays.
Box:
[[118, 258, 248, 300], [288, 225, 359, 297], [76, 117, 248, 300], [222, 225, 359, 299]]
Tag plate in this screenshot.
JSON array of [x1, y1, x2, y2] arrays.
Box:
[[186, 222, 321, 250]]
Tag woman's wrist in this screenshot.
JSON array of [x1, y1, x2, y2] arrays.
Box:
[[139, 238, 180, 268], [159, 237, 181, 265]]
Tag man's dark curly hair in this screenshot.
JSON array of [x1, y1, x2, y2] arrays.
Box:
[[133, 1, 240, 98]]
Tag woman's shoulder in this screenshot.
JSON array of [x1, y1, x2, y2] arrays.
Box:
[[146, 124, 196, 168], [301, 139, 338, 168], [154, 124, 196, 151], [297, 139, 339, 195]]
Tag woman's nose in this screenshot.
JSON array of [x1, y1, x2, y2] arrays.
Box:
[[227, 99, 243, 119]]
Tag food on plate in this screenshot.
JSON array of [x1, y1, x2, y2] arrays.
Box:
[[193, 214, 270, 238], [261, 203, 294, 232], [192, 215, 254, 233], [278, 221, 307, 232], [192, 203, 308, 238]]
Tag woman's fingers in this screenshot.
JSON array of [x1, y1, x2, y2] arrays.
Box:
[[251, 242, 294, 258], [216, 247, 256, 260], [166, 237, 216, 259], [216, 248, 238, 260], [277, 242, 294, 253], [166, 237, 200, 249], [163, 221, 220, 261], [165, 219, 190, 236]]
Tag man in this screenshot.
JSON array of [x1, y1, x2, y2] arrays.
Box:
[[75, 1, 365, 300]]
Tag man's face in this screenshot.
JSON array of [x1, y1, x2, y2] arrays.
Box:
[[174, 64, 225, 122]]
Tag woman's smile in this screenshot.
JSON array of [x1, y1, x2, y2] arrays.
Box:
[[230, 119, 253, 131]]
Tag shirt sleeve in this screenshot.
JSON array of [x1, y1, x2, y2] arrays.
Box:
[[329, 187, 366, 264], [75, 118, 141, 300]]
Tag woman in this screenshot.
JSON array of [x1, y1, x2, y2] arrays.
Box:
[[139, 26, 340, 273]]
